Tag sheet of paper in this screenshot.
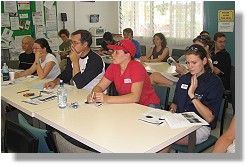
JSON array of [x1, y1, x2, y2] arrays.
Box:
[[1, 13, 10, 27]]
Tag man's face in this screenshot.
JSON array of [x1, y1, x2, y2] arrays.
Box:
[[71, 34, 85, 54], [22, 38, 33, 52], [215, 37, 226, 51], [123, 32, 132, 40]]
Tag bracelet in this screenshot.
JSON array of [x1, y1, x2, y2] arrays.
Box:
[[190, 96, 198, 101]]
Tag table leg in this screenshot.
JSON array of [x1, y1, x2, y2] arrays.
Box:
[[188, 130, 196, 153]]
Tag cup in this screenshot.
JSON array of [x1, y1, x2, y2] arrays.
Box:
[[9, 71, 15, 81]]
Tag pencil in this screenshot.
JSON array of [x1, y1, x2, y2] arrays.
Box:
[[17, 89, 30, 94]]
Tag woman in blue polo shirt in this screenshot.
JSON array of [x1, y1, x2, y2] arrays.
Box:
[[160, 44, 224, 153]]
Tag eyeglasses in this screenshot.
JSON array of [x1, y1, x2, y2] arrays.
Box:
[[72, 41, 82, 46], [185, 45, 207, 57]]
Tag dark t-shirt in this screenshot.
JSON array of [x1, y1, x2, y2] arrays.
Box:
[[19, 52, 35, 70], [101, 40, 116, 51], [211, 49, 231, 90]]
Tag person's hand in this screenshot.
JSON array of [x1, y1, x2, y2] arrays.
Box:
[[69, 47, 82, 63], [14, 72, 20, 79], [188, 74, 198, 98], [140, 56, 149, 62], [95, 92, 108, 103], [176, 63, 187, 75], [169, 103, 177, 113], [43, 80, 57, 89], [60, 50, 67, 57], [87, 92, 96, 103], [35, 51, 42, 63]]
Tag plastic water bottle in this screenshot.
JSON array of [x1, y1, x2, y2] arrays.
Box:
[[2, 63, 9, 81], [57, 80, 67, 108]]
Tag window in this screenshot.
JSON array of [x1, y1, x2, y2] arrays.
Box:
[[120, 1, 203, 45]]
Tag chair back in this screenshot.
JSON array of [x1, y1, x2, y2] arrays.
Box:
[[18, 113, 53, 153], [47, 130, 93, 153], [217, 97, 228, 136], [140, 45, 146, 56], [171, 49, 185, 62], [4, 119, 38, 153], [152, 84, 170, 110]]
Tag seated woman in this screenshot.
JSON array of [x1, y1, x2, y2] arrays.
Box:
[[159, 44, 224, 153], [140, 33, 170, 62], [212, 116, 235, 153], [150, 35, 213, 86], [87, 39, 160, 109], [15, 38, 61, 80]]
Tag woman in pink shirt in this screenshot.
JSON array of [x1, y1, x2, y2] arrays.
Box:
[[87, 39, 160, 108]]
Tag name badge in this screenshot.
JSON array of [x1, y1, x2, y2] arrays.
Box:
[[213, 61, 218, 65], [181, 84, 188, 89], [124, 78, 132, 83]]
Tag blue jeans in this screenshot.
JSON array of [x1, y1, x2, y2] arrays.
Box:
[[148, 104, 161, 109]]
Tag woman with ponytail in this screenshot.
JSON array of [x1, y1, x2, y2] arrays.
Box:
[[15, 38, 61, 80], [159, 44, 224, 153]]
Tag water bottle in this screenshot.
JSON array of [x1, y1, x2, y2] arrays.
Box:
[[2, 63, 9, 81], [57, 80, 67, 108]]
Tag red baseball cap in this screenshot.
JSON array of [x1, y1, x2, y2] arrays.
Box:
[[107, 39, 136, 57]]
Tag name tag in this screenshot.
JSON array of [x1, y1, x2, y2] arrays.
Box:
[[124, 78, 132, 83], [181, 84, 188, 89], [213, 61, 218, 65]]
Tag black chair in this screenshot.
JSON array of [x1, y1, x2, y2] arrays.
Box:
[[171, 49, 185, 62], [171, 97, 228, 153], [152, 84, 170, 110], [140, 45, 147, 56], [4, 119, 39, 153]]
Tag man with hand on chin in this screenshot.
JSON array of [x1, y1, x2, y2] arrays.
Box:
[[44, 30, 105, 90]]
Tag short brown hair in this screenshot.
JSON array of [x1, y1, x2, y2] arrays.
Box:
[[58, 29, 70, 38], [123, 28, 133, 37]]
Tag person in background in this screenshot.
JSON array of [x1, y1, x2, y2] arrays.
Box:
[[98, 32, 116, 55], [87, 39, 160, 109], [200, 30, 210, 37], [18, 36, 35, 70], [150, 35, 213, 86], [212, 116, 235, 153], [211, 32, 231, 90], [15, 38, 61, 80], [44, 29, 105, 90], [58, 29, 72, 71], [159, 44, 224, 153], [140, 33, 170, 63], [123, 28, 142, 59]]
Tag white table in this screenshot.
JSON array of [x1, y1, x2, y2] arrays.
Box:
[[35, 99, 199, 153], [2, 76, 199, 153]]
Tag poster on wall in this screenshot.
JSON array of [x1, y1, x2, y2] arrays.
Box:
[[218, 10, 234, 32]]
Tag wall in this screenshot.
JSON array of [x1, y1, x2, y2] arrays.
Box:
[[204, 1, 235, 65], [57, 1, 119, 35]]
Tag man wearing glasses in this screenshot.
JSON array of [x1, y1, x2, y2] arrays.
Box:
[[44, 30, 105, 90], [211, 32, 231, 90]]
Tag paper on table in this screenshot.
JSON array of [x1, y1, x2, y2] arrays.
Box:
[[162, 111, 209, 129], [139, 109, 167, 126]]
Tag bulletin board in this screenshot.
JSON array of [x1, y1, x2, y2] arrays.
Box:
[[1, 1, 58, 51]]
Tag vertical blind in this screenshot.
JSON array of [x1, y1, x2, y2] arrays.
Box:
[[120, 1, 203, 46]]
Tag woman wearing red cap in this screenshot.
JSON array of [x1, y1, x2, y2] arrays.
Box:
[[87, 39, 160, 108]]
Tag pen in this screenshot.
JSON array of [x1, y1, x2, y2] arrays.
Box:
[[17, 89, 30, 94]]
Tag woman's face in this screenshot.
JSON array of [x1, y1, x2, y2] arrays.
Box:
[[186, 54, 207, 76], [111, 50, 128, 64], [33, 43, 45, 55], [60, 33, 69, 43], [153, 36, 162, 46]]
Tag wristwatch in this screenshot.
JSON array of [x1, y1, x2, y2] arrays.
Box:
[[190, 96, 198, 101]]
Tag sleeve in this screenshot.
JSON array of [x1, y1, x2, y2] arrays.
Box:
[[135, 41, 142, 57], [215, 52, 231, 74], [203, 78, 224, 119], [104, 64, 115, 81], [45, 54, 57, 63], [130, 63, 146, 83], [73, 56, 104, 89], [57, 57, 73, 83]]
